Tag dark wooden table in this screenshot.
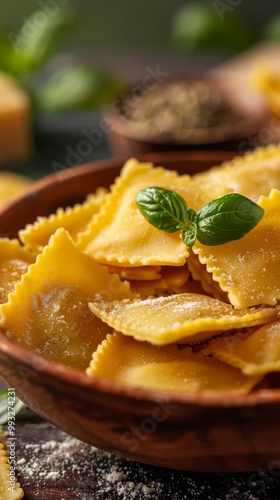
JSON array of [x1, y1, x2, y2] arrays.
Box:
[[12, 419, 280, 500]]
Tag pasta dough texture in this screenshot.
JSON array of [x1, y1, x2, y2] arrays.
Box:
[[193, 143, 280, 202], [87, 332, 261, 394], [193, 189, 280, 308], [0, 228, 134, 370], [1, 152, 280, 395], [89, 293, 279, 345], [77, 158, 216, 266], [203, 320, 280, 376], [0, 238, 35, 305], [19, 187, 108, 252]]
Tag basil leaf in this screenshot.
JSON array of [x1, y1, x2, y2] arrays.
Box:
[[136, 187, 188, 232], [182, 223, 197, 247], [196, 193, 264, 246], [186, 208, 197, 222]]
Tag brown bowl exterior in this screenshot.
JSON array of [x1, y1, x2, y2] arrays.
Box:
[[0, 151, 280, 472]]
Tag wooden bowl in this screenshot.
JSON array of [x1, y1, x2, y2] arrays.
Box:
[[1, 151, 280, 473], [104, 76, 270, 157]]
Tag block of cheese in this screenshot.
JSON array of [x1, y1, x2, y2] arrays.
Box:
[[0, 72, 32, 164]]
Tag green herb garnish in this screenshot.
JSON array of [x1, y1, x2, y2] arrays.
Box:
[[135, 187, 264, 247]]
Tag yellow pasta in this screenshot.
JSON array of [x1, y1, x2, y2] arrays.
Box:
[[89, 293, 279, 345], [0, 442, 24, 500], [0, 238, 35, 305], [193, 189, 280, 308], [77, 158, 216, 266], [0, 228, 135, 370], [2, 147, 280, 395], [203, 320, 280, 376], [106, 264, 162, 281], [19, 187, 108, 252], [87, 332, 262, 394], [193, 144, 280, 202], [187, 250, 228, 302]]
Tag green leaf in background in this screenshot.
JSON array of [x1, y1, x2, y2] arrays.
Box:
[[0, 8, 75, 82], [171, 1, 254, 55], [0, 30, 32, 80], [136, 187, 189, 233], [262, 11, 280, 41], [0, 389, 26, 425], [16, 8, 75, 72], [33, 64, 124, 112], [0, 7, 125, 114], [196, 193, 265, 246]]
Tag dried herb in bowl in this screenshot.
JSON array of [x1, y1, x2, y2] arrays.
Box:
[[117, 80, 240, 141]]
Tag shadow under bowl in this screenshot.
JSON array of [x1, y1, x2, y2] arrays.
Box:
[[0, 151, 279, 473]]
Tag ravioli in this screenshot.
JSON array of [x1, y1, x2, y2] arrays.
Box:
[[19, 187, 108, 252], [193, 189, 280, 308], [0, 228, 134, 370], [87, 332, 261, 393], [77, 158, 215, 266], [106, 264, 162, 281], [187, 250, 228, 302], [89, 293, 279, 345], [2, 149, 280, 396], [193, 144, 280, 202], [0, 442, 24, 499], [0, 238, 35, 304], [203, 320, 280, 376], [108, 263, 190, 297]]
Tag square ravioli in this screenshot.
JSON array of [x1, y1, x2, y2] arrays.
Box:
[[19, 187, 108, 252], [0, 228, 135, 370], [0, 238, 35, 304], [193, 144, 280, 202], [89, 292, 279, 345], [77, 158, 216, 266], [193, 189, 280, 308], [203, 320, 280, 376], [87, 332, 261, 394], [3, 148, 280, 397]]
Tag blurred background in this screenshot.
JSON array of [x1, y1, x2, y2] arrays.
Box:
[[2, 0, 280, 52], [1, 0, 280, 194]]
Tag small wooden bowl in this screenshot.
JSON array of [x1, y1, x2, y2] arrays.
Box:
[[104, 76, 269, 157], [0, 151, 280, 473]]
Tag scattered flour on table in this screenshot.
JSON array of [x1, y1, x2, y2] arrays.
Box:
[[14, 423, 275, 500]]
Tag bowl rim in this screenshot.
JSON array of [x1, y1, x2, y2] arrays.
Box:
[[1, 152, 280, 409]]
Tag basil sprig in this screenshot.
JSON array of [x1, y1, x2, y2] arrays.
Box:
[[135, 187, 264, 247]]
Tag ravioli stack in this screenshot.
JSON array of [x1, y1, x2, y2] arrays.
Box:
[[1, 145, 280, 394]]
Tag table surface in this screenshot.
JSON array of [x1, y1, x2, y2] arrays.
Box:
[[11, 418, 280, 500], [2, 46, 280, 500]]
